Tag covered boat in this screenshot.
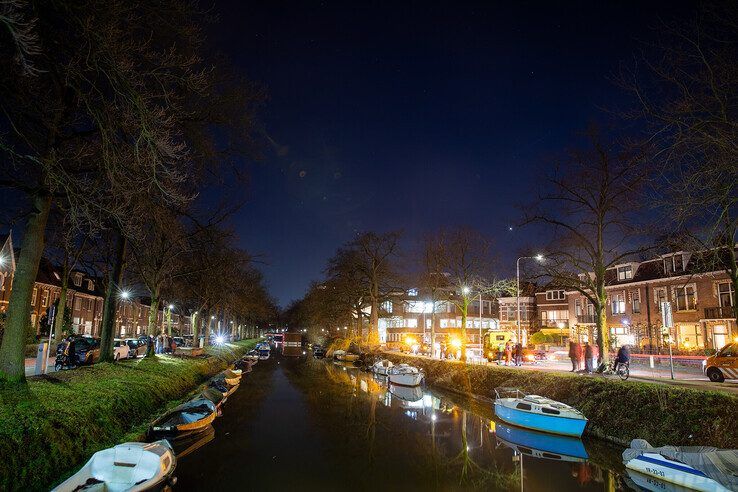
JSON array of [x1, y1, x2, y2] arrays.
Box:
[[495, 423, 588, 462], [493, 388, 587, 437], [387, 364, 424, 387], [149, 398, 216, 436], [52, 440, 176, 492], [372, 359, 394, 376], [243, 350, 259, 362], [623, 439, 737, 492], [223, 369, 242, 386], [195, 387, 225, 409]]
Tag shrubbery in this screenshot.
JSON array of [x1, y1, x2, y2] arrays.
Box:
[[384, 353, 738, 449]]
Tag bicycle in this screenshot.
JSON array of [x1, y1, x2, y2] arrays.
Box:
[[608, 361, 630, 380]]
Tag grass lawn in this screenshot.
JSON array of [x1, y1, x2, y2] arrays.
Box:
[[0, 339, 258, 492]]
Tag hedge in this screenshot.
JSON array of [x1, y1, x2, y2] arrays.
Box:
[[383, 353, 738, 449], [0, 339, 258, 492]]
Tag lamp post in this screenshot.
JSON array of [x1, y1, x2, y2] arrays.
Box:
[[516, 255, 544, 345]]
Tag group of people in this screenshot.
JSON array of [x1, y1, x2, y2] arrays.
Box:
[[154, 333, 177, 354], [496, 341, 524, 366], [569, 341, 631, 373]]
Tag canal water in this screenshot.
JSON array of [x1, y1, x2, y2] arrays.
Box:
[[174, 350, 634, 491]]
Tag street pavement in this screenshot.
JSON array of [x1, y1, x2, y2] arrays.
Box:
[[394, 352, 738, 395]]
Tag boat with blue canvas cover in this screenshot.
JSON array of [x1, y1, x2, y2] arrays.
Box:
[[493, 388, 587, 437], [623, 439, 737, 492], [495, 422, 588, 462]]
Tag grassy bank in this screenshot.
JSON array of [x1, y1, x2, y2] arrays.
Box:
[[0, 339, 258, 492], [383, 353, 738, 449]]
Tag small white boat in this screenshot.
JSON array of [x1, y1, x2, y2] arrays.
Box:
[[52, 440, 176, 492], [333, 350, 358, 362], [623, 439, 737, 492], [387, 364, 424, 387], [372, 359, 394, 376], [493, 388, 587, 437]]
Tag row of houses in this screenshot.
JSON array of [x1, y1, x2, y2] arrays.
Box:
[[0, 234, 193, 339], [379, 250, 736, 352]]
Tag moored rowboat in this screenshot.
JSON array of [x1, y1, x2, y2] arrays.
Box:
[[149, 398, 216, 436], [52, 440, 176, 492], [387, 364, 424, 387]]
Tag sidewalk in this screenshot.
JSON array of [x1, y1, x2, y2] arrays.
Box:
[[25, 356, 57, 376], [394, 351, 738, 395]]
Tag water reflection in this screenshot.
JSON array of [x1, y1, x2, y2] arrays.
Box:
[[174, 354, 629, 491]]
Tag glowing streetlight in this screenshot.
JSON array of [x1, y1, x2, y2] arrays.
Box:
[[120, 290, 130, 300], [168, 304, 174, 310], [462, 286, 470, 295]]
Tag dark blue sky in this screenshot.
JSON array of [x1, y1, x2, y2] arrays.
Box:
[[213, 1, 696, 306]]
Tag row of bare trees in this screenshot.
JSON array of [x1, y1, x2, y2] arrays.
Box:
[[0, 1, 274, 383], [284, 228, 514, 361]]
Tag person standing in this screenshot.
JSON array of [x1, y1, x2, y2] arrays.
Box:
[[514, 343, 523, 366], [591, 342, 599, 372], [497, 342, 504, 364], [584, 342, 593, 373], [568, 341, 577, 372], [574, 342, 583, 372], [504, 341, 512, 366], [155, 334, 162, 354]]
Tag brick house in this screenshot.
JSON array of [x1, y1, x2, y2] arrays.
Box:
[[497, 296, 536, 341], [566, 249, 736, 351], [0, 237, 191, 339]]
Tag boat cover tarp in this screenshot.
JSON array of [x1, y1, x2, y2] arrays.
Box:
[[156, 399, 215, 427], [623, 439, 738, 490]]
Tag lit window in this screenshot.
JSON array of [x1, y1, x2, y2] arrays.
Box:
[[407, 289, 418, 297], [575, 299, 582, 316], [675, 285, 696, 311], [664, 255, 685, 275], [31, 287, 37, 306], [41, 290, 49, 308], [406, 301, 426, 313], [545, 290, 565, 301], [73, 273, 82, 287], [381, 300, 393, 314], [632, 290, 641, 313], [617, 265, 633, 281], [655, 288, 668, 311], [611, 293, 625, 314], [405, 319, 418, 328], [718, 282, 734, 307]]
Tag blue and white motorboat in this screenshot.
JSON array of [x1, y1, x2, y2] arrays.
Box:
[[495, 422, 588, 462], [623, 439, 737, 492], [493, 388, 587, 437]]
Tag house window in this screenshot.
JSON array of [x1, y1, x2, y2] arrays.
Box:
[[545, 290, 565, 301], [381, 300, 393, 314], [87, 279, 94, 290], [405, 318, 418, 328], [407, 289, 418, 297], [655, 288, 668, 311], [31, 287, 37, 306], [540, 310, 548, 321], [611, 293, 625, 315], [617, 266, 633, 281], [664, 255, 685, 275], [73, 273, 82, 287], [41, 290, 49, 308], [406, 301, 427, 313], [718, 282, 734, 307], [632, 290, 641, 313], [575, 299, 582, 316], [675, 285, 696, 311]]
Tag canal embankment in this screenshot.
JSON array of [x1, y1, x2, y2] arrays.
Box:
[[382, 353, 738, 449], [0, 339, 258, 492]]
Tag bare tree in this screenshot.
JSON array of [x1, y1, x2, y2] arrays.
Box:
[[524, 131, 651, 363], [620, 5, 738, 324]]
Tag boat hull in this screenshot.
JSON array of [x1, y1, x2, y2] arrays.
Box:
[[625, 453, 730, 492], [388, 373, 424, 387], [494, 402, 587, 437]]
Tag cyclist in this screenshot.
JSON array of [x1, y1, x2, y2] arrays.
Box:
[[613, 344, 630, 374], [63, 336, 77, 368]]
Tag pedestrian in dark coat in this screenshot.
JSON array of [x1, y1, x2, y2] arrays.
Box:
[[514, 343, 523, 366], [574, 343, 583, 371], [568, 341, 577, 372], [584, 342, 593, 373]]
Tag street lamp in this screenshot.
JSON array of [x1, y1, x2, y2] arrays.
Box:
[[516, 254, 545, 344], [120, 290, 130, 300]]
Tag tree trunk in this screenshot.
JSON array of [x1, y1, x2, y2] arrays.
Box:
[[0, 193, 52, 383], [596, 294, 609, 364], [53, 271, 69, 343], [203, 310, 210, 346], [430, 302, 436, 358], [145, 293, 159, 357], [191, 312, 199, 344], [99, 234, 127, 363], [368, 295, 379, 345]]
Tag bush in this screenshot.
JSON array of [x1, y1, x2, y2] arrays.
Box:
[[383, 353, 738, 449], [0, 338, 258, 492]]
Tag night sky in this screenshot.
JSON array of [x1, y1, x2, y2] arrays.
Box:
[[213, 1, 697, 306]]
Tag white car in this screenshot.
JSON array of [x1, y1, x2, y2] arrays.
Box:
[[113, 339, 130, 360]]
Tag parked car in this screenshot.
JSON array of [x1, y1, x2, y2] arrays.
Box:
[[124, 338, 147, 358], [56, 336, 101, 366], [113, 339, 130, 360]]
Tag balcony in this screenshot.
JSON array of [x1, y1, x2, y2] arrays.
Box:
[[576, 314, 597, 324], [703, 306, 734, 319]]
